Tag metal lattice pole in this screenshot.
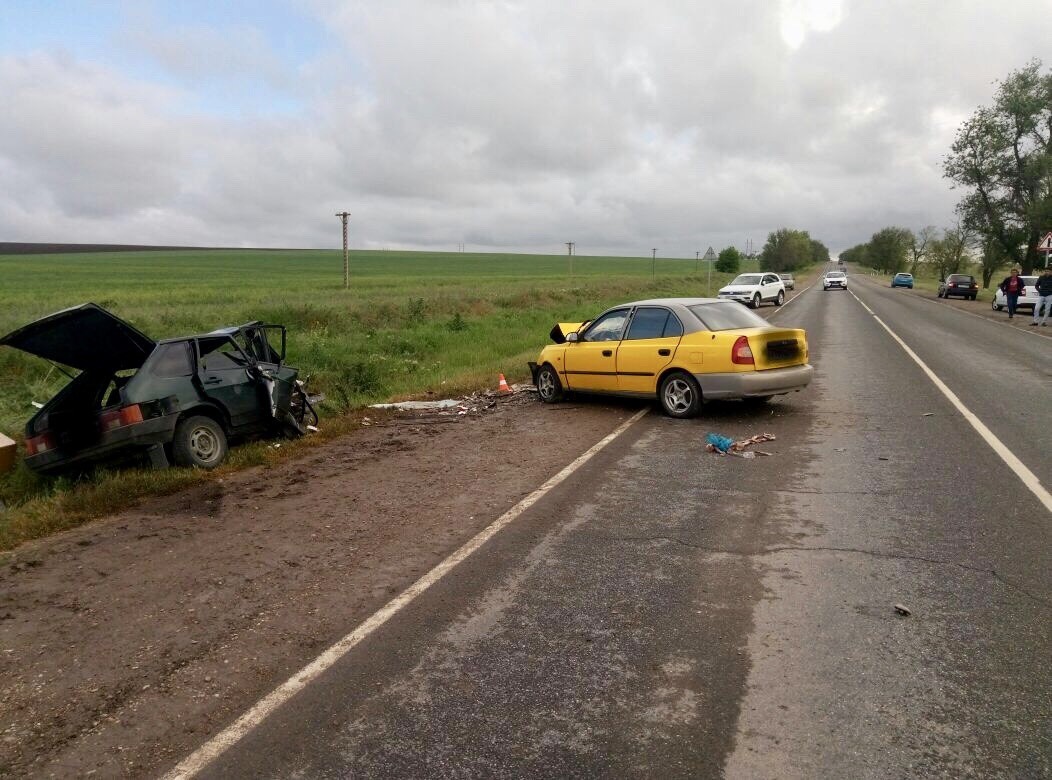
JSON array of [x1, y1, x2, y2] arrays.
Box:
[[335, 211, 351, 289]]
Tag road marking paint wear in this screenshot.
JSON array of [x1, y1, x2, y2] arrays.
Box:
[[849, 289, 1052, 514], [162, 406, 650, 779]]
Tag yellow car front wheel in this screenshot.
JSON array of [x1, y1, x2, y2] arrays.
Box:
[[536, 364, 564, 403]]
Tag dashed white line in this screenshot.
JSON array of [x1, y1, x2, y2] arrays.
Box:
[[849, 288, 1051, 514], [161, 406, 650, 779]]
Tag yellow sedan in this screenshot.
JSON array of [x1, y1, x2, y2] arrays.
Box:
[[528, 298, 813, 418]]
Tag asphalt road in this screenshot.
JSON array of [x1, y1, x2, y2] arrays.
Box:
[[186, 271, 1051, 779]]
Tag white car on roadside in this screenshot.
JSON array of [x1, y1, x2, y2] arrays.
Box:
[[717, 272, 786, 308], [991, 275, 1038, 311]]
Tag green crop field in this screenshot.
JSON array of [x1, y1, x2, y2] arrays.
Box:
[[0, 247, 756, 548]]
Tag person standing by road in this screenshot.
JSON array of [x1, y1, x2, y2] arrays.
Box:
[[998, 269, 1025, 319], [1032, 267, 1052, 327]]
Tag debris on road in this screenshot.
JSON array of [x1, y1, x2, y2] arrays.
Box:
[[922, 412, 935, 417], [705, 432, 777, 457], [894, 603, 912, 617], [369, 384, 528, 422], [878, 456, 890, 461], [370, 399, 462, 411]]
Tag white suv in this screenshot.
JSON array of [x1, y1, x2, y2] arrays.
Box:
[[717, 272, 786, 308]]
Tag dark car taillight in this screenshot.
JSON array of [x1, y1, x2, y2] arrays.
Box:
[[25, 432, 56, 456], [99, 404, 144, 432], [732, 336, 755, 365]]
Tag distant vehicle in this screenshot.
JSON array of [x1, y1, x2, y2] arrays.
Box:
[[938, 274, 978, 300], [891, 272, 914, 289], [823, 270, 848, 290], [778, 273, 796, 290], [991, 275, 1039, 311], [0, 304, 318, 475], [717, 273, 786, 308], [837, 258, 844, 265], [529, 298, 813, 418]]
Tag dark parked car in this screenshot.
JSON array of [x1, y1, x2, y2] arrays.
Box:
[[0, 303, 317, 475], [938, 274, 978, 300]]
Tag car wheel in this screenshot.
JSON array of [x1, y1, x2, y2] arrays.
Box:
[[970, 294, 977, 300], [992, 300, 1003, 311], [536, 364, 563, 404], [659, 372, 702, 419], [172, 415, 228, 469], [750, 294, 761, 309], [774, 290, 785, 306]]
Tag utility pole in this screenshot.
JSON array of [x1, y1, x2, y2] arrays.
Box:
[[335, 211, 351, 289], [696, 250, 700, 273], [566, 242, 575, 278], [652, 248, 657, 280]]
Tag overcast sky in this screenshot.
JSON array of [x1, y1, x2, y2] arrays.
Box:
[[1, 1, 1050, 256]]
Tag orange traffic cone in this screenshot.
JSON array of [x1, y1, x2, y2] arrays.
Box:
[[497, 373, 512, 394]]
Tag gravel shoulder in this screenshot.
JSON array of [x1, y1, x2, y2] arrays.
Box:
[[0, 391, 640, 777]]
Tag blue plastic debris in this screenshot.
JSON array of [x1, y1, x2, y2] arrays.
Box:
[[705, 433, 735, 453]]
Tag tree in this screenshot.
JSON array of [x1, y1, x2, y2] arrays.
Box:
[[716, 246, 741, 273], [867, 227, 913, 273], [840, 243, 868, 267], [979, 235, 1009, 288], [809, 239, 830, 265], [944, 60, 1052, 274], [928, 223, 975, 279], [909, 226, 938, 275], [760, 228, 814, 271]]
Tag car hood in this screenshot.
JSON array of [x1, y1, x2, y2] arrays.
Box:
[[718, 286, 756, 294], [0, 303, 156, 372], [549, 321, 587, 343]]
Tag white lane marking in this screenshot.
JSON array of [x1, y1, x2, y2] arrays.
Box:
[[162, 406, 650, 779], [849, 288, 1051, 514], [764, 281, 814, 322], [855, 275, 1052, 341]]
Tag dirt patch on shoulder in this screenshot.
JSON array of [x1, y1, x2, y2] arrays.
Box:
[[0, 392, 642, 778]]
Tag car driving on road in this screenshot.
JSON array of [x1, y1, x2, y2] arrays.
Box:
[[529, 298, 813, 418], [717, 273, 786, 308], [891, 272, 914, 288], [938, 274, 978, 300], [0, 303, 317, 474], [823, 270, 848, 290]]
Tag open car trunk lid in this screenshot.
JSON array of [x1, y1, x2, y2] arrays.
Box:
[[0, 303, 156, 372]]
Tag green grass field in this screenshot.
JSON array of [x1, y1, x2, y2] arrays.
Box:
[[0, 248, 757, 549]]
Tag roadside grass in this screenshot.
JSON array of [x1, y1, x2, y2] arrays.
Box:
[[0, 248, 761, 550], [865, 267, 994, 301]]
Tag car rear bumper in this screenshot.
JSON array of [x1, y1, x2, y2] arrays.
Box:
[[694, 364, 814, 400], [25, 413, 180, 475]]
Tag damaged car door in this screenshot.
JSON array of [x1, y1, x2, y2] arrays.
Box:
[[194, 335, 268, 431]]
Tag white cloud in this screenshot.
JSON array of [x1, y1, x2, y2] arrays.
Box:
[[1, 1, 1051, 254]]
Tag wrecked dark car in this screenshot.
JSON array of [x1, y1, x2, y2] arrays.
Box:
[[0, 303, 318, 475]]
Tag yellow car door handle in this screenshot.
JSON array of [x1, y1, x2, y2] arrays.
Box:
[[658, 348, 671, 356], [602, 350, 613, 357]]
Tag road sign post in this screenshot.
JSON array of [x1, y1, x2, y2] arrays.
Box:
[[1039, 232, 1052, 268], [703, 246, 717, 296]]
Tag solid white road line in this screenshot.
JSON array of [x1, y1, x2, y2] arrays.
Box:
[[162, 406, 650, 780], [849, 289, 1051, 514]]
